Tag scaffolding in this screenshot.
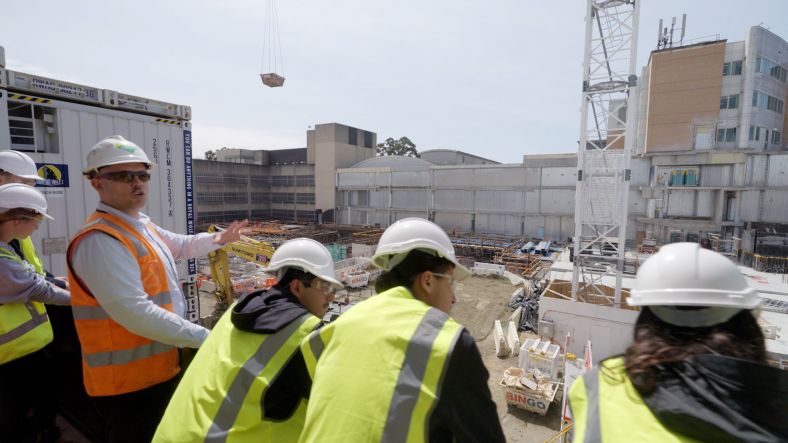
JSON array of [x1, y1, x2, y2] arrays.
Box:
[[572, 0, 641, 307]]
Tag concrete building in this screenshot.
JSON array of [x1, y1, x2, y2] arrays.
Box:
[[194, 123, 375, 225], [419, 149, 499, 166]]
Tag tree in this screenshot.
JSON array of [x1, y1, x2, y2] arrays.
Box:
[[376, 137, 419, 158], [205, 150, 217, 161]]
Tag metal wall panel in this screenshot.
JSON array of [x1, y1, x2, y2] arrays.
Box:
[[628, 189, 646, 215], [541, 167, 577, 187], [667, 190, 695, 217], [747, 155, 767, 185], [740, 190, 761, 222], [338, 172, 374, 187], [475, 190, 523, 212], [434, 212, 473, 232], [766, 155, 788, 187], [374, 171, 391, 187], [392, 190, 429, 209], [373, 211, 390, 227], [539, 189, 575, 214], [391, 171, 429, 187], [762, 190, 788, 222], [629, 158, 651, 186], [700, 165, 731, 187], [473, 167, 525, 187], [434, 190, 474, 210], [696, 190, 715, 218], [370, 190, 388, 208], [432, 169, 466, 188]]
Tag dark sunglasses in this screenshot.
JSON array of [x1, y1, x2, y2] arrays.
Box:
[[98, 171, 152, 183]]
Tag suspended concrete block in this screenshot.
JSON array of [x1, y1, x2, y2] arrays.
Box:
[[260, 73, 285, 88]]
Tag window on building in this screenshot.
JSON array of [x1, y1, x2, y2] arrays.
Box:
[[295, 175, 315, 186], [295, 193, 315, 204], [348, 127, 358, 145], [720, 94, 739, 109], [270, 175, 294, 187], [271, 192, 294, 204], [772, 131, 782, 145], [667, 168, 699, 187], [716, 127, 736, 143], [7, 102, 59, 153], [767, 95, 785, 114], [753, 91, 784, 114], [756, 57, 787, 82], [250, 176, 269, 187], [363, 131, 374, 148]]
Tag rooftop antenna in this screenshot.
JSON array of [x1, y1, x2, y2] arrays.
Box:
[[656, 14, 687, 49]]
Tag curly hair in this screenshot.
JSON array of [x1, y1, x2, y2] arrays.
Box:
[[374, 249, 453, 293], [622, 307, 767, 394]]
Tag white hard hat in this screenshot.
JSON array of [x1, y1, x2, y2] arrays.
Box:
[[84, 135, 152, 174], [628, 242, 760, 327], [0, 150, 40, 180], [371, 217, 470, 279], [0, 183, 53, 220], [267, 238, 343, 289]]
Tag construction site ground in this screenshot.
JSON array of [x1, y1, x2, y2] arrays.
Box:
[[199, 275, 561, 442]]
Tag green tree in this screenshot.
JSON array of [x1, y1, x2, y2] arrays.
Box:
[[205, 150, 217, 161], [376, 137, 419, 158]]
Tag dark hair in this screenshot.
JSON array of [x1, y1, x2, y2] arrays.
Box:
[[275, 267, 316, 289], [622, 307, 767, 394], [374, 249, 453, 293]]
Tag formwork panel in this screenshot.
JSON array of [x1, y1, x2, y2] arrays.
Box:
[[541, 167, 577, 187], [392, 190, 429, 209], [540, 189, 574, 214], [700, 165, 731, 187], [391, 170, 429, 187], [475, 190, 523, 212], [473, 167, 525, 187], [740, 190, 761, 222], [433, 169, 467, 188], [762, 190, 788, 222], [666, 190, 695, 217], [766, 155, 788, 187], [434, 190, 474, 210]]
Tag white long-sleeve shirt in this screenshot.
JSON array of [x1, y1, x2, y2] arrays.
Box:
[[71, 203, 220, 348]]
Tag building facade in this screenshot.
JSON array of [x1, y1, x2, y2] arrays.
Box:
[[194, 123, 375, 226]]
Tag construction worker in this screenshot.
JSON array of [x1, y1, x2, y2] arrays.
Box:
[[153, 237, 343, 442], [300, 217, 505, 442], [569, 243, 788, 442], [0, 183, 70, 443], [67, 135, 248, 443]]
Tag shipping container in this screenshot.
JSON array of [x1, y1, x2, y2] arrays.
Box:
[[0, 50, 198, 322]]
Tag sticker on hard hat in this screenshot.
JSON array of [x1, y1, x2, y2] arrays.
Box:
[[35, 163, 70, 187], [113, 143, 138, 154]]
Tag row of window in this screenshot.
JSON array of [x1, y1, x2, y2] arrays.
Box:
[[756, 56, 787, 82], [193, 175, 315, 187], [197, 192, 315, 205], [716, 127, 737, 143], [722, 60, 742, 76], [748, 126, 782, 145], [720, 94, 739, 110], [271, 193, 316, 204], [752, 91, 784, 114]]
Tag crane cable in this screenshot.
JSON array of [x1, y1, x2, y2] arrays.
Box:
[[261, 0, 285, 76]]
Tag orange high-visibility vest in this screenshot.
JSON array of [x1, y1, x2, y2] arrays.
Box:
[[67, 211, 180, 396]]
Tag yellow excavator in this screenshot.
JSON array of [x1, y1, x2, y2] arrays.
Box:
[[204, 225, 276, 324]]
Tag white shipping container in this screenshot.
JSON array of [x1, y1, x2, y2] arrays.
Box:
[[1, 59, 198, 321]]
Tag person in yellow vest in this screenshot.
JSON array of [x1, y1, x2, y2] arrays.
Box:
[[0, 183, 70, 443], [154, 237, 343, 442], [67, 135, 247, 443], [299, 217, 505, 442], [569, 243, 788, 442]]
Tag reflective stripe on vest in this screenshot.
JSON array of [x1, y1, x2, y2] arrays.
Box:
[[20, 236, 44, 276], [568, 358, 697, 443], [153, 309, 321, 443], [0, 245, 53, 364], [68, 211, 179, 396], [299, 286, 463, 443]]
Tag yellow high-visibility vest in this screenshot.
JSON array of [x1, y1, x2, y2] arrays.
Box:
[[153, 310, 321, 443], [299, 286, 464, 443], [0, 245, 53, 364]]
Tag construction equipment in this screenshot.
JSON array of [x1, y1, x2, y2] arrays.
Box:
[[206, 225, 276, 319]]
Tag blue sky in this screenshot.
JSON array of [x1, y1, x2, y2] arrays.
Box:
[[2, 0, 787, 163]]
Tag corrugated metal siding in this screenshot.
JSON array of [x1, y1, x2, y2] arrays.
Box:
[[696, 190, 715, 218], [391, 171, 429, 187], [628, 189, 646, 215], [391, 190, 429, 209], [746, 155, 767, 185], [475, 190, 523, 212], [667, 190, 695, 217], [630, 158, 651, 186], [338, 172, 374, 187], [432, 169, 465, 187], [541, 167, 577, 187], [700, 165, 731, 187], [474, 168, 525, 187], [766, 155, 788, 187], [434, 190, 473, 210], [761, 190, 788, 222], [740, 190, 761, 222], [540, 189, 574, 214]]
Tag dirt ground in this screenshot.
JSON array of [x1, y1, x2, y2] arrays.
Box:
[[199, 275, 563, 442]]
